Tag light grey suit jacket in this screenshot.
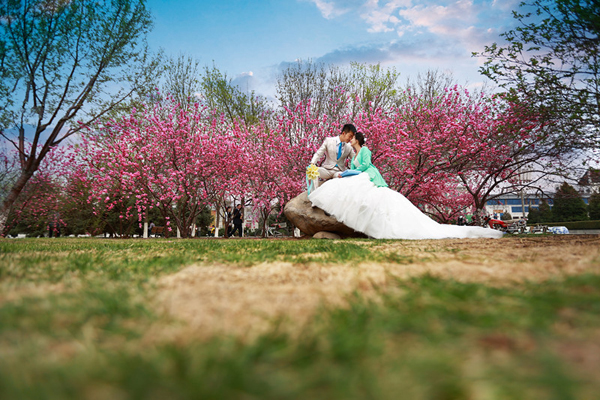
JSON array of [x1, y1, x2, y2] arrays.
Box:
[[311, 136, 355, 171]]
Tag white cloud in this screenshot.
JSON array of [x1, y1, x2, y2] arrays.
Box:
[[491, 0, 520, 12], [362, 1, 516, 57], [361, 0, 412, 33], [315, 36, 463, 67], [232, 72, 256, 92], [305, 1, 511, 49], [304, 0, 515, 45], [306, 0, 349, 19], [287, 0, 520, 89]]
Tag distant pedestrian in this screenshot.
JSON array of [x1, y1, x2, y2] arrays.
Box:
[[48, 222, 60, 237], [230, 204, 243, 237]]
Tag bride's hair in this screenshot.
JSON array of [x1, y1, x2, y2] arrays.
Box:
[[355, 131, 365, 146]]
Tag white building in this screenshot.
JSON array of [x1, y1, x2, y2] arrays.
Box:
[[485, 168, 599, 219]]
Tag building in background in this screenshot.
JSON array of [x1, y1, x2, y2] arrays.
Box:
[[485, 168, 599, 219]]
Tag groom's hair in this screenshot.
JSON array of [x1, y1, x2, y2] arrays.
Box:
[[341, 124, 356, 135]]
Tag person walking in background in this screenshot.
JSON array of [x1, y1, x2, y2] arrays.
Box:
[[230, 204, 244, 237], [148, 221, 155, 237]]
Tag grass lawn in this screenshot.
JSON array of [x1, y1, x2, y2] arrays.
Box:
[[1, 236, 599, 399]]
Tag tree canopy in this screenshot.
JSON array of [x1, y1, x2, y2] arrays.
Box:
[[0, 0, 158, 233], [552, 182, 589, 221], [588, 192, 600, 220], [476, 0, 600, 148]]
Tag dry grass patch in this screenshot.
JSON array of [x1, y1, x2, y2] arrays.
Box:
[[0, 282, 71, 305], [155, 235, 600, 339], [154, 262, 388, 340], [375, 235, 600, 284]]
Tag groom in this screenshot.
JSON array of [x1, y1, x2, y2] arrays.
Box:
[[310, 124, 356, 181]]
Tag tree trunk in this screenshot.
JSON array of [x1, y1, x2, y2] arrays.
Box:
[[261, 208, 268, 238], [0, 208, 10, 237], [214, 210, 220, 237], [0, 170, 35, 236]]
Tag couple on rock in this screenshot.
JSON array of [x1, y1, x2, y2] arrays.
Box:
[[307, 124, 503, 240]]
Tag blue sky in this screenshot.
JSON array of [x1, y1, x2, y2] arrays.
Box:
[[151, 0, 521, 98]]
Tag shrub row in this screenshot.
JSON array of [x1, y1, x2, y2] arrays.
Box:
[[541, 220, 600, 230]]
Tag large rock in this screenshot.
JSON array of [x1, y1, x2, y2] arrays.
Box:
[[313, 231, 342, 240], [284, 192, 365, 238]]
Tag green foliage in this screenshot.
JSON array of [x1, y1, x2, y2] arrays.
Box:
[[538, 198, 553, 222], [201, 63, 271, 125], [0, 0, 160, 232], [501, 211, 513, 221], [476, 0, 600, 147], [276, 59, 337, 118], [1, 0, 155, 133], [404, 69, 457, 103], [275, 59, 403, 121], [545, 220, 600, 230], [589, 192, 600, 220], [162, 53, 203, 108], [195, 206, 214, 236], [527, 208, 539, 224], [552, 182, 589, 222], [527, 198, 553, 224], [346, 62, 401, 116]]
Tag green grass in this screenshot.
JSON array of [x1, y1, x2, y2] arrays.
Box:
[[1, 238, 599, 399], [0, 238, 380, 284]]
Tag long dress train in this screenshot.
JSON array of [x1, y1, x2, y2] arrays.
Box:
[[308, 173, 503, 240]]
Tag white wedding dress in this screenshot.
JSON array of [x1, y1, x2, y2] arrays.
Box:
[[308, 173, 503, 240]]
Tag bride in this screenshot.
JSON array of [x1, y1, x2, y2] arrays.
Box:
[[308, 132, 504, 240]]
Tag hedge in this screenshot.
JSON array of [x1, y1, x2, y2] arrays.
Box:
[[539, 220, 600, 230]]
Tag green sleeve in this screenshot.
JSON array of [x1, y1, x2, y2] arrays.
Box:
[[353, 148, 371, 172]]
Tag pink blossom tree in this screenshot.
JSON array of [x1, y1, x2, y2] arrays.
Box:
[[79, 100, 230, 238], [8, 84, 563, 235], [354, 86, 556, 222], [3, 145, 72, 236]]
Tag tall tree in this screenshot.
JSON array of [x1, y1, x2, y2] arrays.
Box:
[[552, 182, 589, 221], [0, 0, 157, 234], [589, 192, 600, 219], [404, 70, 456, 104], [200, 63, 270, 126], [538, 197, 554, 222], [275, 59, 334, 119], [162, 54, 203, 109], [276, 60, 402, 121], [476, 0, 600, 148], [527, 197, 553, 223]]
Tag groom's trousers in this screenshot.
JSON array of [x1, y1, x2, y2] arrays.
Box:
[[318, 166, 342, 181]]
